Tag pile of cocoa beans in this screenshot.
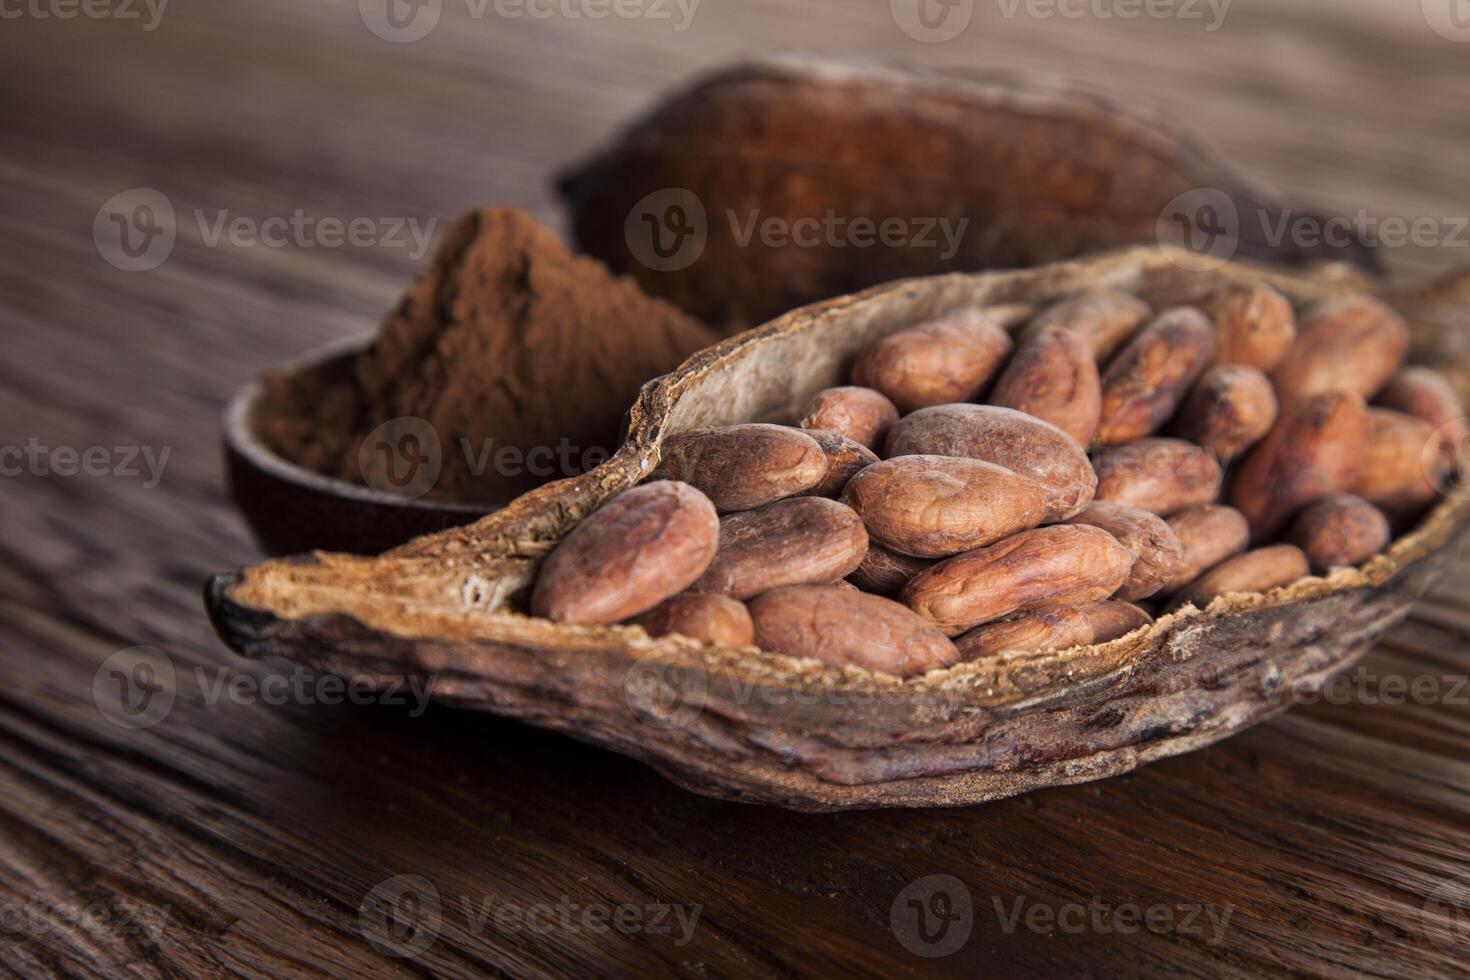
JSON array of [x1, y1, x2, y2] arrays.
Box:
[[531, 281, 1465, 677]]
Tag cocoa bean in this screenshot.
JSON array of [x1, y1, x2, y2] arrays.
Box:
[[802, 429, 879, 498], [1177, 544, 1310, 607], [1230, 391, 1372, 540], [1097, 307, 1215, 445], [1288, 494, 1391, 573], [1196, 281, 1296, 371], [750, 585, 958, 677], [841, 454, 1048, 558], [629, 593, 754, 647], [1172, 364, 1278, 463], [1017, 290, 1152, 361], [1069, 501, 1184, 601], [798, 386, 899, 451], [846, 543, 934, 597], [987, 327, 1103, 447], [901, 525, 1133, 635], [1376, 366, 1468, 469], [652, 423, 828, 512], [886, 404, 1096, 521], [1272, 296, 1409, 408], [852, 309, 1012, 412], [1162, 505, 1250, 594], [1348, 408, 1444, 519], [695, 497, 868, 600], [532, 480, 719, 624], [1093, 438, 1222, 516]]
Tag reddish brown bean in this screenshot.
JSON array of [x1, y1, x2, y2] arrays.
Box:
[[1097, 307, 1215, 446], [750, 585, 958, 677], [1196, 281, 1297, 371], [798, 386, 900, 451], [1162, 505, 1251, 594], [1288, 494, 1391, 573], [1272, 296, 1409, 408], [652, 424, 828, 512], [802, 429, 879, 498], [987, 328, 1102, 447], [1017, 290, 1152, 361], [1172, 364, 1278, 463], [1069, 501, 1184, 601], [847, 543, 934, 597], [629, 594, 755, 647], [1348, 408, 1445, 519], [695, 497, 868, 600], [1177, 545, 1311, 607], [1093, 438, 1222, 516], [852, 309, 1013, 412]]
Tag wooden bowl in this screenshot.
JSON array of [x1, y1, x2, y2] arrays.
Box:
[[206, 247, 1470, 810], [223, 338, 493, 556]]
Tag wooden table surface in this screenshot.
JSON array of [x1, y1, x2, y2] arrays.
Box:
[[4, 1, 1470, 976]]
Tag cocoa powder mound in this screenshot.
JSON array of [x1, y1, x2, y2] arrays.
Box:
[[260, 207, 717, 502]]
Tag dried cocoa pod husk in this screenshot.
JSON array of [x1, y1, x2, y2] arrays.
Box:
[[651, 423, 827, 512], [1093, 438, 1222, 516], [1068, 501, 1184, 601], [1015, 290, 1152, 362], [1348, 409, 1446, 521], [846, 542, 933, 597], [1272, 296, 1410, 409], [1177, 545, 1311, 608], [750, 584, 957, 677], [206, 248, 1470, 812], [1230, 391, 1373, 541], [840, 454, 1047, 558], [532, 480, 719, 625], [851, 309, 1012, 412], [987, 327, 1102, 447], [1288, 494, 1391, 574], [801, 430, 878, 498], [1097, 308, 1216, 446], [1162, 505, 1251, 594], [559, 56, 1377, 328], [798, 386, 899, 451], [630, 594, 754, 648], [1375, 367, 1467, 469], [901, 525, 1133, 635], [886, 404, 1096, 521], [1195, 281, 1297, 371], [1172, 364, 1278, 463], [695, 497, 868, 600]]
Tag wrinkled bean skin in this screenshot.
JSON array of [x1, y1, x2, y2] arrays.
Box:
[[841, 455, 1048, 558], [1231, 391, 1372, 540], [1197, 281, 1296, 371], [1162, 505, 1251, 594], [1093, 438, 1222, 516], [798, 386, 900, 451], [847, 542, 934, 596], [1069, 501, 1184, 601], [886, 404, 1096, 521], [532, 481, 720, 625], [901, 525, 1133, 635], [1176, 545, 1310, 608], [852, 309, 1013, 412], [1017, 290, 1152, 361], [629, 594, 755, 648], [652, 424, 829, 512], [1173, 365, 1278, 463], [954, 599, 1153, 658], [750, 585, 958, 677], [1288, 494, 1391, 573], [1272, 296, 1409, 408], [695, 497, 868, 600], [1097, 307, 1215, 446], [988, 328, 1103, 447], [802, 429, 879, 498]]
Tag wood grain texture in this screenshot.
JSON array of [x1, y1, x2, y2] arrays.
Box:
[[3, 1, 1470, 975]]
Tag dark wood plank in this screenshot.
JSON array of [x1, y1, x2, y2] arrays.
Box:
[[3, 1, 1470, 975]]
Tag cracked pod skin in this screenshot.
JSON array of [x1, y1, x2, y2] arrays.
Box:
[[206, 248, 1470, 811]]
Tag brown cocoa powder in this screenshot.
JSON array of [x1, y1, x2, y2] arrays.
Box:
[[260, 207, 717, 503]]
